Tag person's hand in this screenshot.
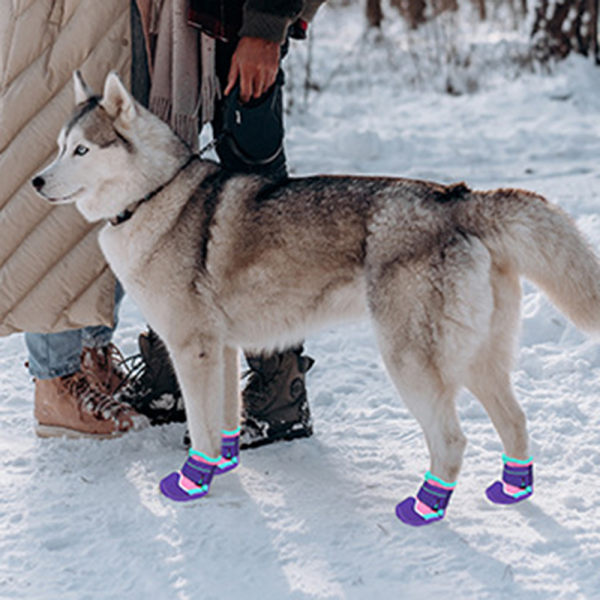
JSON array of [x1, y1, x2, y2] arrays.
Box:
[[225, 37, 280, 102]]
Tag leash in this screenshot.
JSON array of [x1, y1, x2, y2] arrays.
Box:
[[198, 131, 226, 157]]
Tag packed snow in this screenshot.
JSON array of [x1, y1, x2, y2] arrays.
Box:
[[2, 4, 600, 599]]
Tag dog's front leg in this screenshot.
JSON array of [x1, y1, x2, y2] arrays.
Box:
[[222, 346, 241, 433], [212, 345, 242, 476], [159, 332, 226, 502], [173, 333, 224, 455]]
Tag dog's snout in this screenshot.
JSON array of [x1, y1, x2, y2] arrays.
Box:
[[32, 176, 45, 191]]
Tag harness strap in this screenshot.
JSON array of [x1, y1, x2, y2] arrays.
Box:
[[108, 154, 199, 226]]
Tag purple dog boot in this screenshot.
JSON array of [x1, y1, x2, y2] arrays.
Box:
[[396, 472, 456, 526], [215, 427, 240, 475], [160, 449, 218, 502], [486, 454, 533, 505]]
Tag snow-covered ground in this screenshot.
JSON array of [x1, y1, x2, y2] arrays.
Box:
[[2, 5, 600, 599]]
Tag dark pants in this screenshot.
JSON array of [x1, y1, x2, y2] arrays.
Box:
[[131, 1, 287, 179], [212, 38, 288, 180]]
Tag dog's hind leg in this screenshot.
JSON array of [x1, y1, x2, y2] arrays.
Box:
[[466, 354, 529, 461], [466, 266, 529, 460], [376, 327, 466, 526], [378, 340, 467, 484], [469, 367, 534, 505], [369, 267, 470, 526], [368, 236, 494, 525], [465, 267, 534, 504]]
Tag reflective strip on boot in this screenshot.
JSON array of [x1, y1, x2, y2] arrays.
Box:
[[216, 427, 241, 474]]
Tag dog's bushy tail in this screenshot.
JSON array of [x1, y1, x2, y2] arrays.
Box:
[[474, 189, 600, 334]]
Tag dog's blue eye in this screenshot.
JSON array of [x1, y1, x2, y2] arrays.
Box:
[[74, 145, 89, 156]]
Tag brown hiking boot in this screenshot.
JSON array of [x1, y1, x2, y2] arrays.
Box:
[[240, 346, 314, 449], [34, 371, 149, 439], [80, 344, 129, 395]]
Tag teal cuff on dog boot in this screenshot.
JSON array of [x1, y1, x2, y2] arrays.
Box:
[[486, 454, 533, 504], [215, 427, 241, 474]]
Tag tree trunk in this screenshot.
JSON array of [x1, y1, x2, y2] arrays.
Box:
[[476, 0, 487, 21], [591, 0, 600, 63], [433, 0, 459, 16], [390, 0, 426, 29], [366, 0, 384, 28], [391, 0, 457, 29], [532, 0, 600, 61]]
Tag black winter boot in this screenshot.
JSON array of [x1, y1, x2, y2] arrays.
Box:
[[116, 328, 186, 425], [240, 346, 314, 449]]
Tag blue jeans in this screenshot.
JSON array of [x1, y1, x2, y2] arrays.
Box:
[[25, 281, 124, 380]]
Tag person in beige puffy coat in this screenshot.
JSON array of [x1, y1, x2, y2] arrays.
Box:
[[1, 0, 324, 441], [1, 0, 147, 437]]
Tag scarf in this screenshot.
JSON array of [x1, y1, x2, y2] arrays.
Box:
[[145, 0, 220, 151]]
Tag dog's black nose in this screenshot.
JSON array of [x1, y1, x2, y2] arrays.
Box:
[[32, 176, 45, 191]]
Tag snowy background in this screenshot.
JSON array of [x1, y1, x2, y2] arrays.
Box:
[[2, 3, 600, 599]]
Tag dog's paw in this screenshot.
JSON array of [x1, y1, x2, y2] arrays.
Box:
[[486, 455, 534, 505], [159, 471, 211, 502], [395, 472, 455, 526], [214, 428, 240, 475], [395, 497, 446, 526], [159, 452, 217, 502], [214, 455, 239, 475], [485, 480, 533, 505]]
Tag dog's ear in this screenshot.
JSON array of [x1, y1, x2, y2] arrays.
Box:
[[73, 70, 94, 105], [101, 71, 137, 124]]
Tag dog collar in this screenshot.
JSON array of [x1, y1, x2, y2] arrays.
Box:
[[108, 154, 199, 227]]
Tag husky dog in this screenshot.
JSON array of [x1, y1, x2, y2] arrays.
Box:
[[33, 72, 600, 525]]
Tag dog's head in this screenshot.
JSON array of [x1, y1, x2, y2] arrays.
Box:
[[32, 71, 188, 222]]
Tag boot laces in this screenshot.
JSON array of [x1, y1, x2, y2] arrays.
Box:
[[61, 371, 130, 420], [111, 352, 148, 396], [81, 343, 136, 395]]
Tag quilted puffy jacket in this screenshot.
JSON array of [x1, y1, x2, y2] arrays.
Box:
[[0, 0, 131, 336], [0, 0, 325, 337]]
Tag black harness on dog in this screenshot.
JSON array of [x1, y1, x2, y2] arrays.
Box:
[[109, 154, 200, 227]]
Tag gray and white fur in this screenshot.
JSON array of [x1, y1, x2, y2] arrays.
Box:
[[34, 71, 600, 502]]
